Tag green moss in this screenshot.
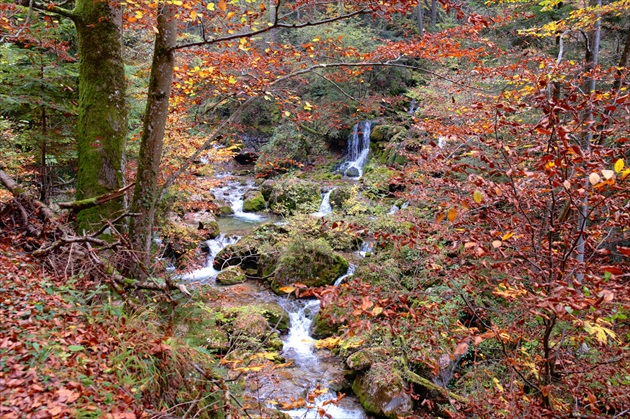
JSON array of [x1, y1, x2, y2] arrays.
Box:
[[216, 266, 246, 285], [242, 192, 266, 212], [273, 237, 349, 291]]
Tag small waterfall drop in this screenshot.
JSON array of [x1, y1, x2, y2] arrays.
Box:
[[311, 188, 335, 217], [181, 234, 240, 281], [334, 264, 356, 286], [339, 121, 371, 179]]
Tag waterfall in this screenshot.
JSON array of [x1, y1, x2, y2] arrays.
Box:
[[334, 264, 356, 286], [181, 234, 240, 281], [339, 121, 371, 179], [311, 188, 335, 217]]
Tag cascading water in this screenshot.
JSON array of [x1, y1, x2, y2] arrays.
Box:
[[334, 264, 356, 286], [181, 234, 240, 281], [275, 281, 367, 419], [212, 174, 265, 222], [312, 188, 336, 217], [339, 121, 371, 179]]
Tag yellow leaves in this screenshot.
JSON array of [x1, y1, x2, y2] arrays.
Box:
[[283, 111, 291, 117], [492, 377, 504, 392], [278, 285, 295, 294], [583, 320, 618, 345], [171, 0, 183, 5], [228, 76, 237, 84], [493, 283, 527, 300], [473, 190, 483, 203], [206, 2, 215, 11], [315, 337, 341, 349], [190, 10, 197, 20], [226, 11, 236, 19], [502, 232, 514, 241], [614, 158, 625, 173], [303, 101, 313, 111], [447, 207, 457, 222]]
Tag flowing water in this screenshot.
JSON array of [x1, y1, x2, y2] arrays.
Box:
[[182, 176, 367, 418], [339, 121, 371, 179], [312, 188, 336, 217]]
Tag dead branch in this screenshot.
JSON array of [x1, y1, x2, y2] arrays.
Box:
[[58, 183, 135, 212]]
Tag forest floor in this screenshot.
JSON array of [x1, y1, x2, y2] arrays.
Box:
[[0, 237, 145, 419]]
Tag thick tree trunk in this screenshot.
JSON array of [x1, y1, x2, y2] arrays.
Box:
[[73, 0, 128, 231], [128, 2, 177, 276]]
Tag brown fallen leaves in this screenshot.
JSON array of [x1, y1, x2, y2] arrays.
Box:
[[0, 240, 144, 418]]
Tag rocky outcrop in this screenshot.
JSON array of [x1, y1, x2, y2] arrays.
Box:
[[351, 363, 413, 418]]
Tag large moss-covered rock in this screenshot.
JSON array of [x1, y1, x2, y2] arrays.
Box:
[[243, 190, 266, 212], [216, 266, 246, 285], [272, 238, 349, 293], [213, 236, 260, 272], [267, 178, 320, 215], [352, 363, 413, 419], [311, 313, 339, 339], [259, 302, 290, 332]]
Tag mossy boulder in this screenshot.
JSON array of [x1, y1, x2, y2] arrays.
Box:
[[352, 363, 413, 418], [218, 205, 235, 216], [213, 236, 260, 272], [216, 266, 246, 285], [233, 312, 269, 338], [272, 238, 349, 293], [311, 313, 339, 339], [329, 185, 352, 209], [243, 191, 266, 212], [346, 347, 389, 371], [267, 178, 320, 215], [259, 302, 290, 332]]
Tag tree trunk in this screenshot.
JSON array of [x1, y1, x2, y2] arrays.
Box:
[[73, 0, 128, 231], [128, 1, 177, 277], [575, 0, 602, 285], [431, 0, 437, 31], [416, 3, 424, 38]]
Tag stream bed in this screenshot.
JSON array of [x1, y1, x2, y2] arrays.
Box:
[[183, 173, 368, 418]]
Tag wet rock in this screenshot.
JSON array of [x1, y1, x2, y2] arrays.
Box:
[[344, 166, 361, 178], [218, 205, 234, 216], [216, 266, 246, 285], [259, 302, 290, 332], [243, 190, 266, 212], [352, 363, 413, 419], [213, 236, 259, 271]]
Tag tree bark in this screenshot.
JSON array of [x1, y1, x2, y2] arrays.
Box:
[[73, 0, 128, 231], [128, 1, 177, 277], [431, 0, 437, 31], [575, 0, 602, 285], [416, 3, 424, 38]]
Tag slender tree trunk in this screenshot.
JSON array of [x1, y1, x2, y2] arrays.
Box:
[[129, 1, 177, 277], [416, 3, 424, 38], [575, 0, 602, 285], [269, 0, 277, 43], [73, 0, 128, 231], [431, 0, 437, 31]]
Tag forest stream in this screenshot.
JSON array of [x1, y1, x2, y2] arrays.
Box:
[[183, 170, 368, 419]]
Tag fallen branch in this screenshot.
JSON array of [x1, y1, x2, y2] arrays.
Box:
[[403, 369, 470, 404], [58, 183, 135, 212]]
